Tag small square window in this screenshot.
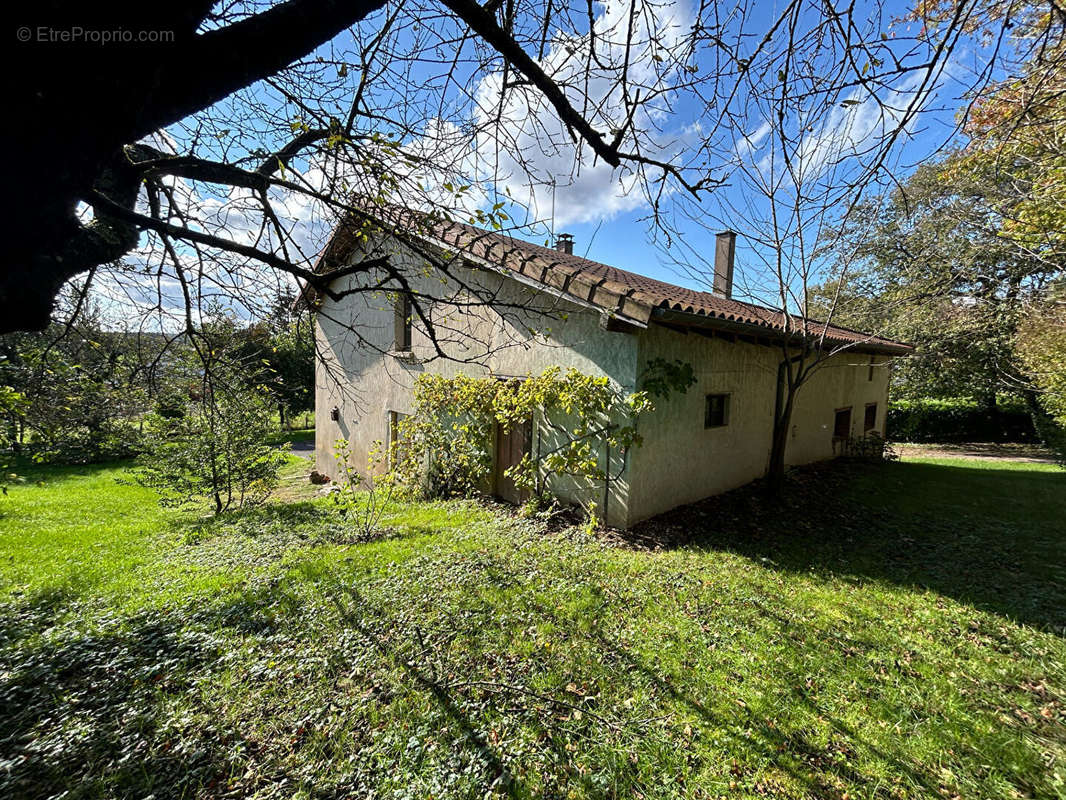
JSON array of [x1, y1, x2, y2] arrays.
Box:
[[705, 394, 730, 428]]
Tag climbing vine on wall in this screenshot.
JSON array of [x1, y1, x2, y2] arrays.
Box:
[[392, 373, 498, 498], [389, 362, 695, 519]]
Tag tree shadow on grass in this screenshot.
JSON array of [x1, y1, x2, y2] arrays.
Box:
[[586, 621, 946, 799], [323, 582, 520, 797], [626, 460, 1066, 633], [182, 501, 430, 550], [0, 576, 380, 799], [481, 587, 969, 798], [181, 499, 334, 535], [0, 597, 241, 799], [0, 585, 79, 648], [511, 585, 1052, 800]]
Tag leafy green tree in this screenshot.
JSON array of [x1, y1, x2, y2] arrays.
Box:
[[823, 157, 1056, 413], [818, 4, 1063, 447], [0, 297, 158, 463], [214, 290, 314, 429], [922, 1, 1066, 262], [1016, 289, 1066, 462], [818, 3, 1063, 424], [0, 386, 27, 496], [261, 290, 315, 427], [135, 338, 287, 515]]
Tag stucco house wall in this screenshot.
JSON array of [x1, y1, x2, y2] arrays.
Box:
[[786, 353, 890, 464], [627, 325, 779, 525], [314, 235, 640, 527], [624, 325, 892, 526]]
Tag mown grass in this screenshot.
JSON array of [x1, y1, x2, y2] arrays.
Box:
[[0, 457, 1063, 799]]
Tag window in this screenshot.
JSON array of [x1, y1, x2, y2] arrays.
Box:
[[864, 403, 878, 433], [394, 293, 412, 351], [388, 410, 410, 466], [868, 355, 875, 381], [705, 393, 730, 428], [833, 407, 852, 439]]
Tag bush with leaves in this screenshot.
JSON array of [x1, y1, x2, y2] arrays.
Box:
[[329, 438, 397, 539], [842, 432, 898, 462], [886, 397, 1036, 443], [263, 291, 315, 427], [0, 310, 151, 464], [226, 289, 315, 429], [23, 360, 145, 463], [0, 386, 26, 496], [390, 365, 692, 522], [391, 373, 498, 498], [135, 362, 287, 516]]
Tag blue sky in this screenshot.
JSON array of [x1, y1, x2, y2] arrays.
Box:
[[515, 2, 989, 294], [117, 0, 1002, 326], [327, 0, 995, 298]]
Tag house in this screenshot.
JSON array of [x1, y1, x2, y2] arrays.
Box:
[[309, 210, 911, 528]]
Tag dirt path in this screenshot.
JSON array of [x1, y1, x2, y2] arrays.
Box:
[[288, 440, 314, 458], [896, 442, 1058, 464]]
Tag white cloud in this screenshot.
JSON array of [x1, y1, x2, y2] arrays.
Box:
[[464, 0, 696, 227], [740, 66, 937, 189]]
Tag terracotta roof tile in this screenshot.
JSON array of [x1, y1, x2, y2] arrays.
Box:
[[315, 209, 911, 355]]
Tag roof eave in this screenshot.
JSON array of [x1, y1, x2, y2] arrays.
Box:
[[651, 308, 913, 356]]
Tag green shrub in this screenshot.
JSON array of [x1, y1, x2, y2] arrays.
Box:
[[153, 391, 188, 420], [16, 361, 146, 464], [886, 397, 1036, 443], [1016, 295, 1066, 463], [0, 385, 26, 495], [28, 421, 143, 465], [390, 367, 678, 522], [134, 381, 286, 515], [330, 438, 396, 539]]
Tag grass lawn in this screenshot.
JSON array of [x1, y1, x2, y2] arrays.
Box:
[[0, 457, 1063, 799]]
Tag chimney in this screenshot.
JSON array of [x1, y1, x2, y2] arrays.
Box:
[[713, 230, 736, 298], [555, 233, 574, 255]]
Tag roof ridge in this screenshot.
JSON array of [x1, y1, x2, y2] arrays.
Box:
[[320, 205, 912, 354]]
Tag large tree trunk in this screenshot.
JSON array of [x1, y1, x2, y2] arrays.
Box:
[[976, 390, 1000, 441], [6, 0, 390, 333], [767, 392, 795, 493], [767, 354, 803, 494]]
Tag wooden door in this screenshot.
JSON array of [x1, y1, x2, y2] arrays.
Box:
[[494, 420, 531, 505]]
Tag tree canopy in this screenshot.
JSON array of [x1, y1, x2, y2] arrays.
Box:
[[810, 2, 1066, 453], [9, 0, 1052, 339]]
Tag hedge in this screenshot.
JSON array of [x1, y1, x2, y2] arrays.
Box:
[[886, 398, 1036, 443]]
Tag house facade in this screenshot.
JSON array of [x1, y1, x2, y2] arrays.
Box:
[[311, 213, 910, 528]]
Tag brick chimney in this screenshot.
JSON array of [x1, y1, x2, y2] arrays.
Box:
[[713, 231, 736, 298], [555, 233, 574, 255]]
